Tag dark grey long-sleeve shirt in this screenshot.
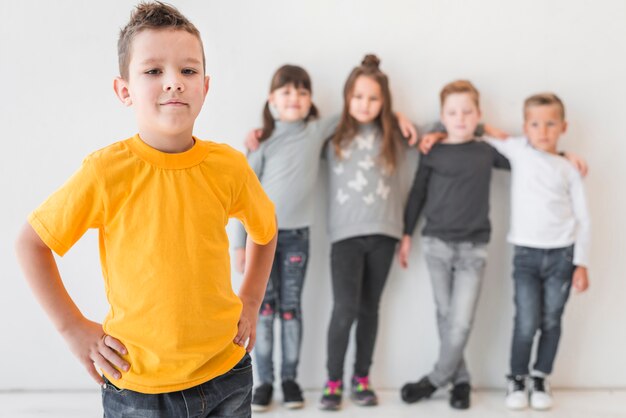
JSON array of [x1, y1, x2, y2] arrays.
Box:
[[403, 140, 510, 243]]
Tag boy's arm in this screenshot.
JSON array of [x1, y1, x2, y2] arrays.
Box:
[[417, 121, 489, 154], [399, 156, 432, 268], [569, 173, 591, 292], [15, 223, 129, 385], [233, 229, 277, 351]]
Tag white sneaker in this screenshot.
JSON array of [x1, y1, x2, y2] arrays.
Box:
[[505, 375, 528, 410], [530, 376, 553, 410]]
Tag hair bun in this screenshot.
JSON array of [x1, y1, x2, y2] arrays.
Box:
[[361, 54, 380, 69]]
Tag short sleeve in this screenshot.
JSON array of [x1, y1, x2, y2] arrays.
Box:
[[229, 161, 276, 245], [28, 156, 105, 256]]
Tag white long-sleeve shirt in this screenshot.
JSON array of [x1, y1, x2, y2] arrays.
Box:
[[486, 136, 591, 267]]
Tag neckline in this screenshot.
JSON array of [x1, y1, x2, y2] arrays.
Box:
[[126, 134, 210, 169]]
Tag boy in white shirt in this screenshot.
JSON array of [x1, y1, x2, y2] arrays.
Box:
[[486, 93, 590, 411]]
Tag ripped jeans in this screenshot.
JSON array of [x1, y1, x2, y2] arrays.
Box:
[[254, 228, 309, 384], [510, 245, 574, 376]]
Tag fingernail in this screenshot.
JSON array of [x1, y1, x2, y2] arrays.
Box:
[[115, 373, 121, 379], [123, 365, 129, 371]]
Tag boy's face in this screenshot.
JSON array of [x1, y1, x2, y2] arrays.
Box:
[[524, 105, 567, 154], [349, 75, 383, 124], [441, 93, 481, 141], [268, 83, 312, 122], [114, 29, 209, 141]]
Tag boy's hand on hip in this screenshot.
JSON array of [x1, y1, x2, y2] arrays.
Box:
[[63, 318, 129, 385], [234, 302, 258, 352], [572, 266, 589, 293]]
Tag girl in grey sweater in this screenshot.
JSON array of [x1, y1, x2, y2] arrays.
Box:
[[319, 55, 416, 411]]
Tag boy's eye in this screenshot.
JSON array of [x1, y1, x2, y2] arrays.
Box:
[[182, 68, 197, 75], [145, 69, 161, 75]]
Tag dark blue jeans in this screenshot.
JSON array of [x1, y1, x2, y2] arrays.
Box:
[[510, 245, 574, 376], [102, 353, 252, 418], [254, 228, 309, 384], [326, 235, 398, 381]]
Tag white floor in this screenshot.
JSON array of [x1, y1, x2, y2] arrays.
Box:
[[1, 389, 625, 418]]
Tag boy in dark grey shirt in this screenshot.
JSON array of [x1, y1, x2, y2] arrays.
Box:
[[399, 80, 508, 410]]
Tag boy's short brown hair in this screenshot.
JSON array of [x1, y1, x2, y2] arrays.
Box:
[[118, 1, 205, 80], [524, 93, 566, 120], [440, 80, 480, 109]]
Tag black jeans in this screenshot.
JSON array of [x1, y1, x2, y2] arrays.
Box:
[[326, 235, 398, 381], [510, 245, 574, 376]]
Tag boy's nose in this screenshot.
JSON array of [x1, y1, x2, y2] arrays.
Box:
[[163, 80, 185, 92]]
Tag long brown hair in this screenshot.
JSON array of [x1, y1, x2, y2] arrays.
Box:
[[332, 54, 400, 171], [259, 65, 319, 142]]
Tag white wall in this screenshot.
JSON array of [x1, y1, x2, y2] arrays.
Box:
[[1, 0, 625, 390]]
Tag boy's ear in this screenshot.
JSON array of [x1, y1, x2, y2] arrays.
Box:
[[561, 120, 568, 134], [204, 75, 210, 96], [113, 77, 132, 106]]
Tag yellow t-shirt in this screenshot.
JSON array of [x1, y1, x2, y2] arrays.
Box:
[[29, 134, 276, 393]]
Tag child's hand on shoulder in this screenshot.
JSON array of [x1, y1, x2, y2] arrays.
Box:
[[244, 129, 262, 152], [572, 266, 589, 293], [419, 132, 446, 154], [63, 318, 129, 385], [483, 123, 509, 140], [563, 151, 589, 177]]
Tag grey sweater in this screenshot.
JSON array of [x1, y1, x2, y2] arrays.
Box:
[[234, 117, 338, 248], [326, 123, 416, 243]]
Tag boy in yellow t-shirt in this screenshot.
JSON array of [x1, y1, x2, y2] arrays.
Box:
[[15, 3, 277, 417]]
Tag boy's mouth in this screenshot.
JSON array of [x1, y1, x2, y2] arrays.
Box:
[[161, 99, 188, 106]]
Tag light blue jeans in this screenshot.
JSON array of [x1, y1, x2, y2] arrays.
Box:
[[422, 236, 487, 387]]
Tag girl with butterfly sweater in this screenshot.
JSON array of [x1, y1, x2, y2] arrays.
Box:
[[319, 54, 416, 411]]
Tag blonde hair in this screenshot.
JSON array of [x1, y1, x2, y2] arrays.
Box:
[[440, 80, 480, 109], [524, 93, 565, 120]]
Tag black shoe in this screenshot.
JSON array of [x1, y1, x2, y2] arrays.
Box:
[[282, 380, 304, 409], [251, 383, 273, 412], [401, 376, 437, 404], [450, 382, 471, 409], [319, 379, 343, 411]]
